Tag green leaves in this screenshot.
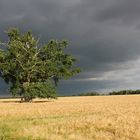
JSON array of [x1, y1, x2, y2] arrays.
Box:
[[24, 82, 57, 99], [0, 27, 80, 101]]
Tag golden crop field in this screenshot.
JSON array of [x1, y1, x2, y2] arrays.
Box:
[[0, 95, 140, 140]]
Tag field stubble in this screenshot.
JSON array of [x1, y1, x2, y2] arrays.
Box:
[[0, 95, 140, 140]]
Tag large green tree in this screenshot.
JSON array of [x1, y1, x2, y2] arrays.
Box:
[[0, 28, 80, 102]]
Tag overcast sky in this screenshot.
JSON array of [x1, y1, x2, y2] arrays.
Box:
[[1, 0, 140, 95]]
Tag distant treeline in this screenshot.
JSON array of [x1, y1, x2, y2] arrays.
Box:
[[73, 92, 100, 96], [109, 90, 140, 95], [72, 89, 140, 97]]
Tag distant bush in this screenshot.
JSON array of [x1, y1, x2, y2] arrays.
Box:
[[109, 90, 140, 95]]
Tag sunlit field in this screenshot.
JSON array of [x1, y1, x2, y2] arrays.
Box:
[[0, 95, 140, 140]]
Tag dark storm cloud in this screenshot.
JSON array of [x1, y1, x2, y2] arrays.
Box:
[[96, 0, 140, 25], [0, 0, 140, 95]]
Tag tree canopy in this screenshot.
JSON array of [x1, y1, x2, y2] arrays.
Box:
[[0, 28, 80, 102]]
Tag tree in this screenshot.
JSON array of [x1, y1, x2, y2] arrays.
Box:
[[0, 28, 80, 102]]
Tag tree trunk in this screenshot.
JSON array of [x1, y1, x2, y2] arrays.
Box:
[[21, 96, 33, 102], [20, 82, 33, 102]]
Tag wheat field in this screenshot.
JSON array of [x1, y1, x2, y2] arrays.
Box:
[[0, 95, 140, 140]]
